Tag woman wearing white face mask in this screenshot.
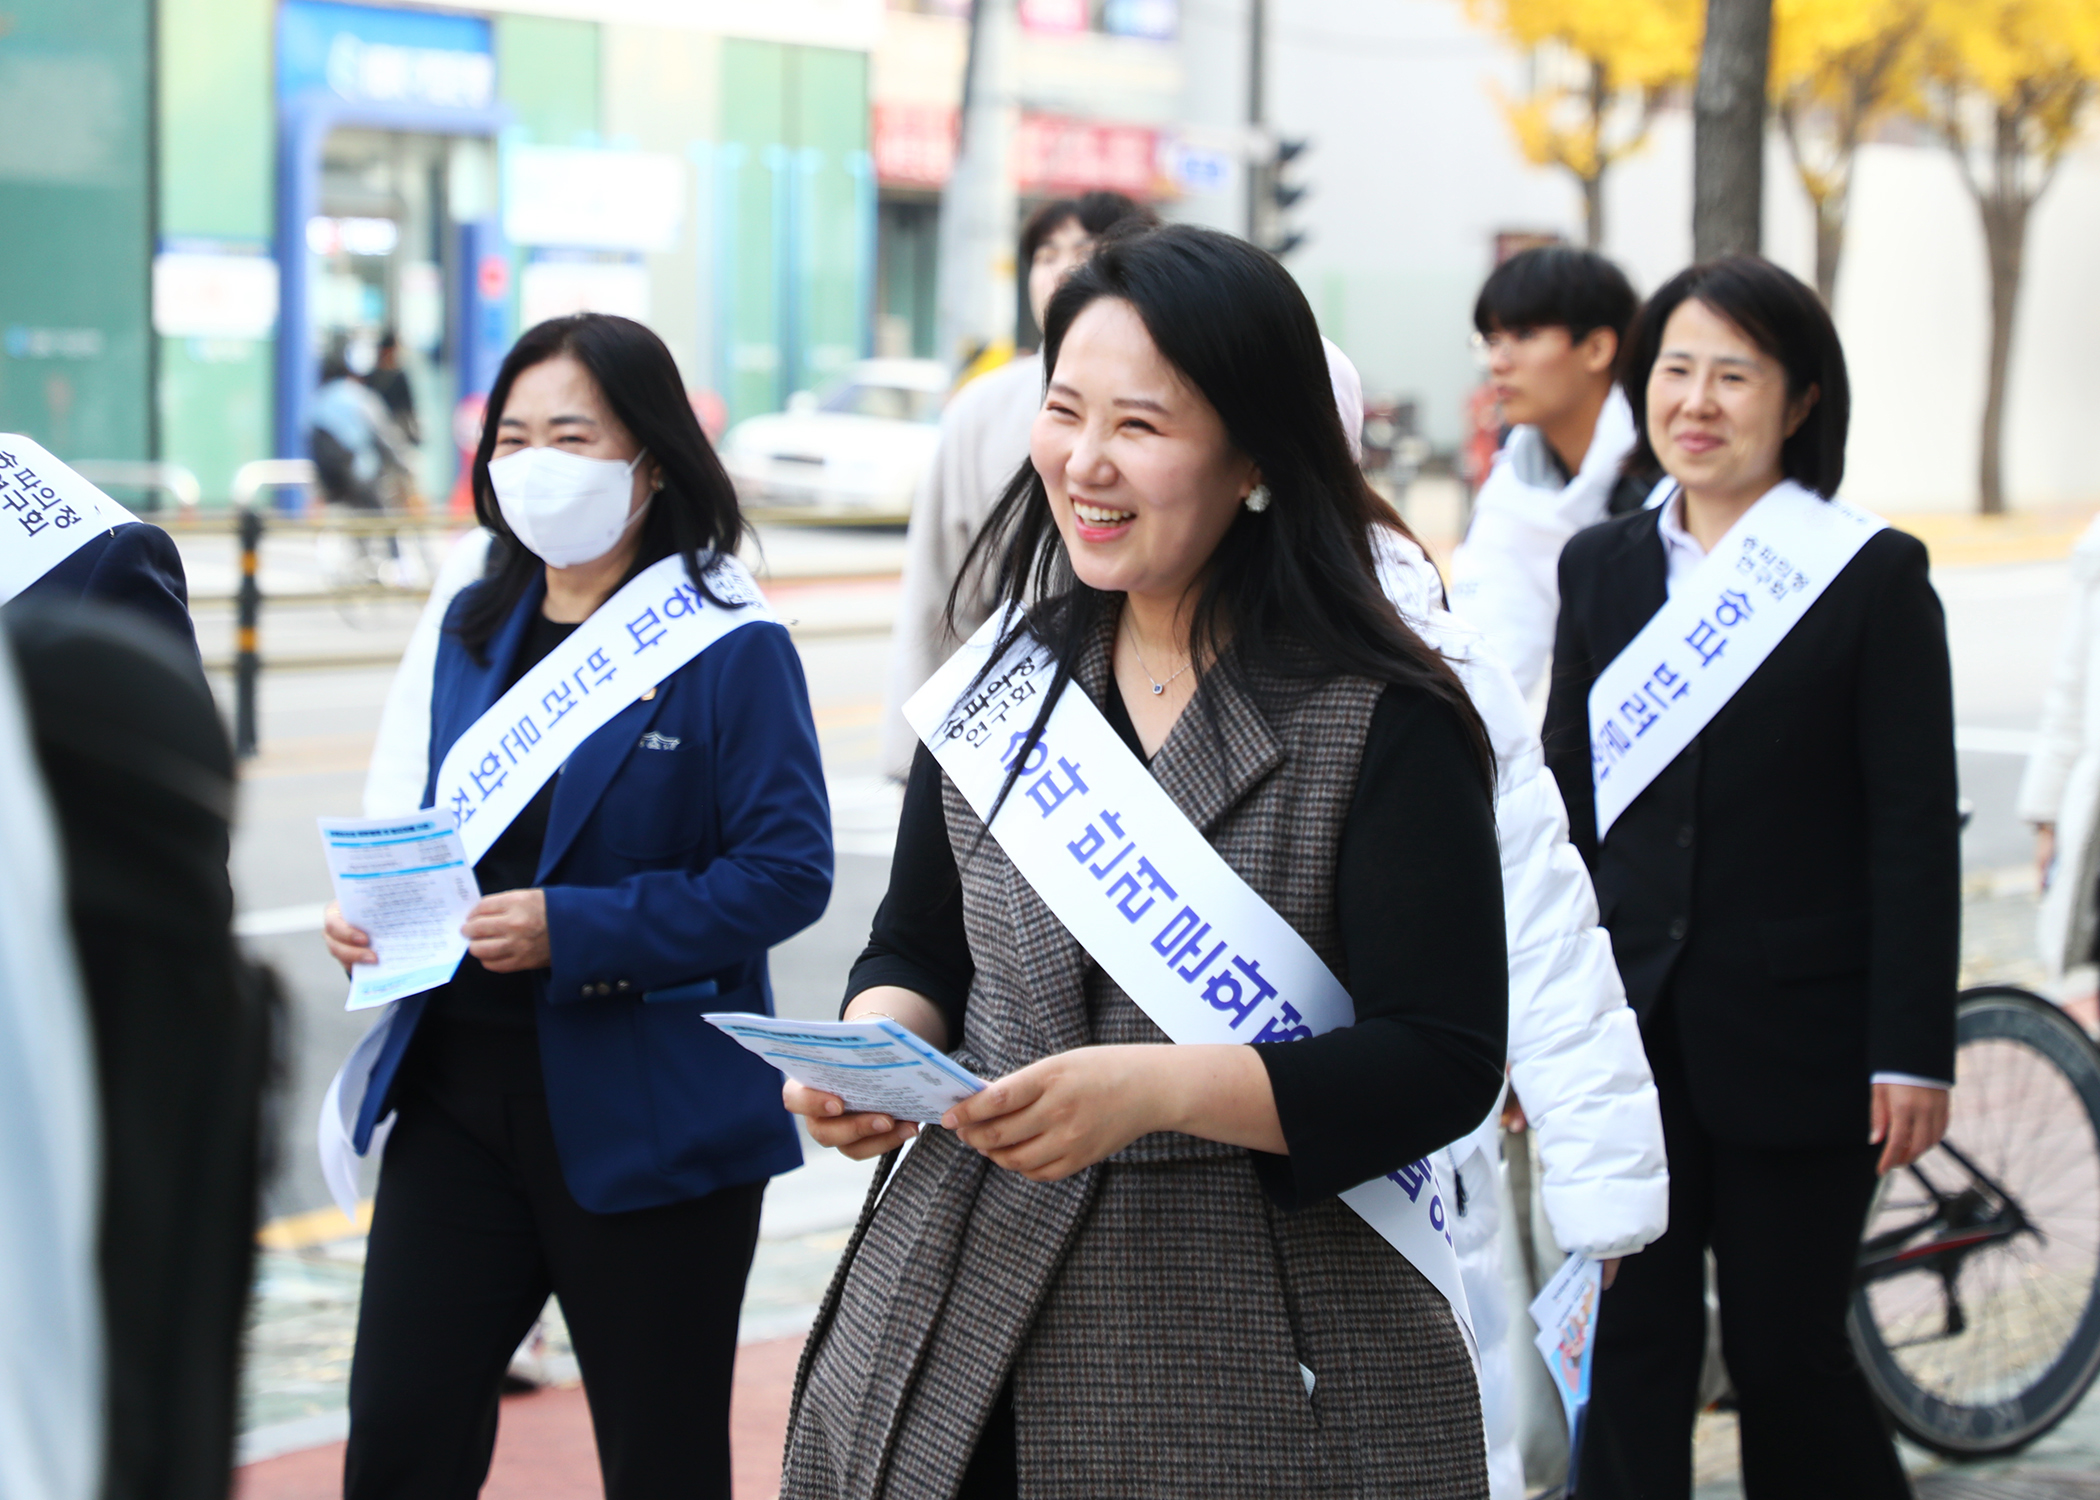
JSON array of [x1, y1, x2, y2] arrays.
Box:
[[320, 314, 833, 1498]]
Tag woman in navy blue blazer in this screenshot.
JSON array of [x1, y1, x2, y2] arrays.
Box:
[[322, 314, 832, 1499]]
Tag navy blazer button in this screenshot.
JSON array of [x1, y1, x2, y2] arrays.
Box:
[[1668, 917, 1688, 941], [616, 981, 630, 992], [595, 982, 612, 996], [1676, 824, 1694, 848]]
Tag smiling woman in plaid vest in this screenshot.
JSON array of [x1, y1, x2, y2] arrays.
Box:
[[780, 224, 1511, 1499]]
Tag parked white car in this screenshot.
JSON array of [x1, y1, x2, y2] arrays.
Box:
[[719, 359, 948, 522]]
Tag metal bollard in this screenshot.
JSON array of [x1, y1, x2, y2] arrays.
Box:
[[235, 503, 262, 758]]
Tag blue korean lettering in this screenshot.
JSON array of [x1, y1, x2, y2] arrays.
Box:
[[1152, 904, 1226, 981], [1089, 838, 1134, 879], [1619, 695, 1661, 737], [1200, 955, 1279, 1028], [18, 507, 48, 536], [662, 582, 702, 618], [1685, 618, 1727, 666], [498, 714, 543, 765], [1713, 587, 1754, 628], [1648, 661, 1688, 701], [627, 607, 666, 651], [542, 681, 578, 724], [50, 503, 79, 529], [575, 648, 617, 691], [1105, 856, 1176, 923], [448, 786, 475, 825], [1387, 1158, 1434, 1202], [470, 750, 508, 799], [1066, 809, 1125, 863], [1252, 1001, 1313, 1044], [1026, 756, 1088, 818], [1001, 730, 1050, 774]]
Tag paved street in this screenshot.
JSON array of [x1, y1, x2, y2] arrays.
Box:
[[209, 515, 2100, 1497]]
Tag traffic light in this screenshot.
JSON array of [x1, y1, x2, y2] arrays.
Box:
[[1253, 137, 1312, 258]]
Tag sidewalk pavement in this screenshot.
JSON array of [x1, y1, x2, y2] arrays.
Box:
[[233, 875, 2098, 1500], [233, 1335, 806, 1500]]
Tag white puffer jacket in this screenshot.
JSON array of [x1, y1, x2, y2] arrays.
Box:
[[2017, 515, 2100, 976], [1377, 528, 1669, 1258]]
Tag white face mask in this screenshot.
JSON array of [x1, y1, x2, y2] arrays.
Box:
[[487, 446, 649, 568]]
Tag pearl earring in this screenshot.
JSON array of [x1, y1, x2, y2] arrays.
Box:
[[1244, 482, 1271, 513]]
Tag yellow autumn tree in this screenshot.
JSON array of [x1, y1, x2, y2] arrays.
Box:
[[1464, 0, 1703, 248], [1770, 0, 1926, 305], [1914, 0, 2100, 512]]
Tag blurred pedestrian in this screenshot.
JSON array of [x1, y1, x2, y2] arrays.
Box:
[[1542, 257, 1959, 1499], [322, 314, 833, 1499], [1330, 340, 1668, 1500], [366, 330, 422, 449], [310, 348, 412, 513], [880, 190, 1156, 779], [785, 226, 1505, 1497], [1449, 247, 1655, 699], [2017, 515, 2100, 1033]]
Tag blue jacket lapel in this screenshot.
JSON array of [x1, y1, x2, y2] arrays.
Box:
[[536, 686, 672, 879]]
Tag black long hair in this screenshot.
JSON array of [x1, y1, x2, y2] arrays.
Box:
[[951, 223, 1493, 818], [1621, 255, 1851, 498], [455, 313, 748, 661]]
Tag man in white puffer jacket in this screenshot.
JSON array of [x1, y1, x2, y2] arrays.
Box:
[[1334, 342, 1668, 1498]]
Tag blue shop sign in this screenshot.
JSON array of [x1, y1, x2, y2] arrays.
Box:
[[278, 0, 494, 110]]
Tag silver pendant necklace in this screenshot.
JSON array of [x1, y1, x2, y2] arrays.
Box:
[[1124, 619, 1192, 696]]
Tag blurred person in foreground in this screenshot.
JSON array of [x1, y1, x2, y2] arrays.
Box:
[[1543, 257, 1958, 1498], [1448, 246, 1655, 700], [322, 314, 832, 1499], [880, 190, 1156, 779], [9, 594, 270, 1500], [1329, 343, 1668, 1500]]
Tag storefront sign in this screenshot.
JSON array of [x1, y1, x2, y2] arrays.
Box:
[[873, 103, 958, 189], [519, 253, 652, 330], [504, 147, 686, 253], [278, 1, 494, 111], [152, 241, 279, 340], [1015, 115, 1158, 199], [1019, 0, 1089, 34]]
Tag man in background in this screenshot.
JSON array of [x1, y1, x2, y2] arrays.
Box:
[[879, 190, 1155, 779], [1448, 246, 1653, 700]]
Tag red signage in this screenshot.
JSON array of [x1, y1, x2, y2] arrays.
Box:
[[874, 102, 960, 189], [1015, 114, 1158, 199], [476, 253, 510, 301]]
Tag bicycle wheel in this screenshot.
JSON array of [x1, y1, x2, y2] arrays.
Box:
[[1849, 985, 2100, 1456]]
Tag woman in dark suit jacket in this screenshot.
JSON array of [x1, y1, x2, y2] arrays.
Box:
[[1542, 258, 1959, 1499], [322, 314, 832, 1499]]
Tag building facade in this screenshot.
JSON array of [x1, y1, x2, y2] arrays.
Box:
[[0, 0, 884, 506]]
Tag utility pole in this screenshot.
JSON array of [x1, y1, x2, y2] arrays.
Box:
[[934, 0, 1019, 370], [1245, 0, 1266, 242], [1692, 0, 1772, 260]]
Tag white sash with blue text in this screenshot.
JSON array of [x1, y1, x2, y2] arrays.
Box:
[[317, 550, 774, 1218], [433, 550, 773, 863], [905, 613, 1475, 1352], [0, 435, 141, 602], [1588, 482, 1885, 839]]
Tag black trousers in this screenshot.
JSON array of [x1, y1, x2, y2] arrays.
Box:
[[344, 1082, 765, 1500], [1581, 1006, 1908, 1500]]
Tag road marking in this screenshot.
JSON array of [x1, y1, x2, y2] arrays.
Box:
[[257, 1198, 371, 1249], [1957, 726, 2037, 756]]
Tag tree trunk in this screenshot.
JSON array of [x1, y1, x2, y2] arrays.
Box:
[[1693, 0, 1772, 259], [934, 0, 1017, 367], [1976, 109, 2031, 517], [1583, 62, 1608, 249], [1813, 190, 1846, 306]]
